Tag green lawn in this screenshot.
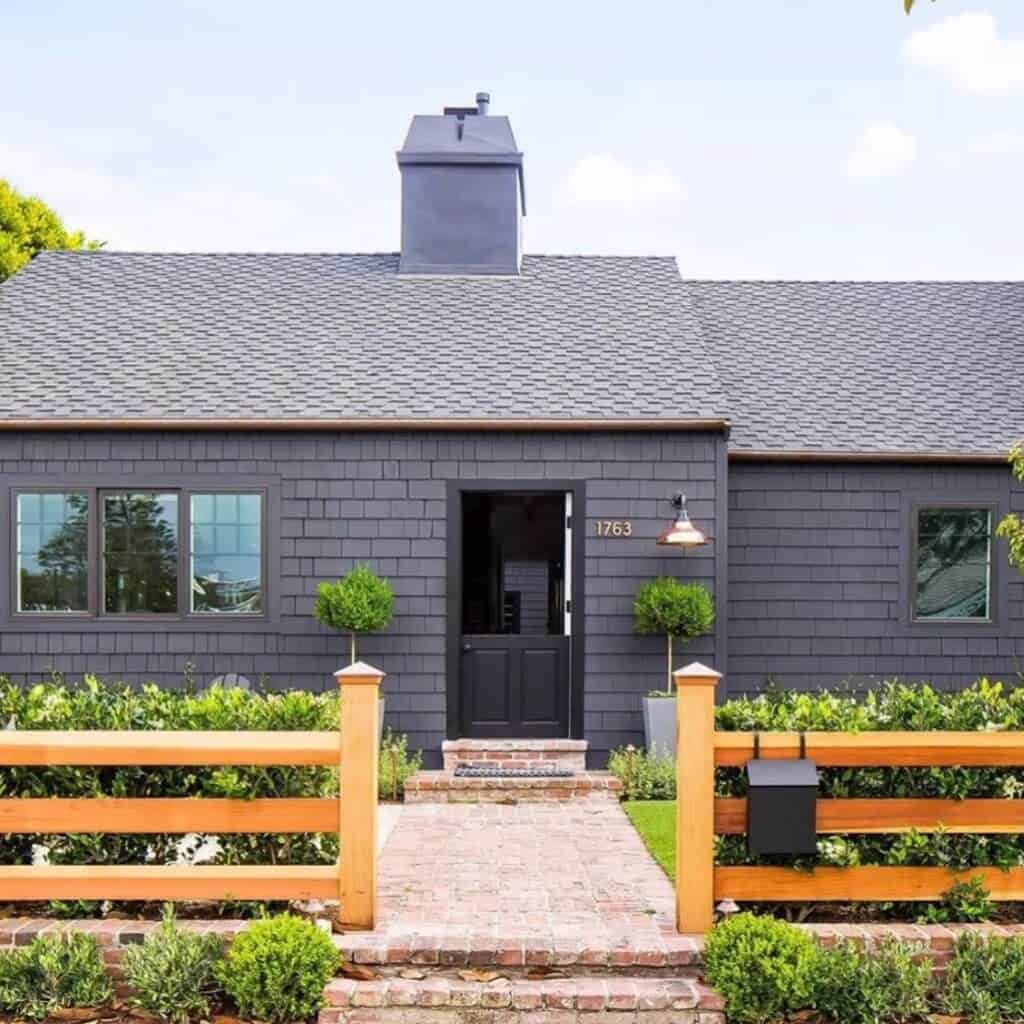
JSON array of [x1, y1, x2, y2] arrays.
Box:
[[623, 800, 676, 880]]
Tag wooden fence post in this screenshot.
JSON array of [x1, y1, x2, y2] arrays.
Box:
[[334, 661, 384, 930], [674, 661, 722, 934]]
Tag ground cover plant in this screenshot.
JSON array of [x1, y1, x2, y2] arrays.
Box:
[[122, 904, 225, 1023], [0, 931, 112, 1020]]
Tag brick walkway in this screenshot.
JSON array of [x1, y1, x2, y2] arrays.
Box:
[[336, 801, 699, 966]]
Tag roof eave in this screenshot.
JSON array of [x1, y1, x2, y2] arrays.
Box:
[[729, 448, 1011, 465], [0, 416, 731, 434]]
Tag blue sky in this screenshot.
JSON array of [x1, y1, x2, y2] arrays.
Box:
[[3, 0, 1023, 278]]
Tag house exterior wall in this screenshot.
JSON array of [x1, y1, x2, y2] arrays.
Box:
[[727, 461, 1024, 695], [0, 430, 723, 766]]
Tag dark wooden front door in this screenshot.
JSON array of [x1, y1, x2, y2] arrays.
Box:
[[461, 636, 570, 737], [454, 489, 573, 739]]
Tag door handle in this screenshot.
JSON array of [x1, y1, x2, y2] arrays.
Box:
[[462, 642, 473, 653]]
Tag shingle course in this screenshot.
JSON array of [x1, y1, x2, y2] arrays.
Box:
[[685, 280, 1024, 454], [0, 251, 724, 422]]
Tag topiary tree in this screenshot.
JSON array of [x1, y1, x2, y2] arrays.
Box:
[[634, 577, 715, 695], [313, 564, 394, 664], [996, 441, 1024, 573]]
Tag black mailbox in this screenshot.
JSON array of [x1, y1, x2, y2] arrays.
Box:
[[746, 735, 818, 856]]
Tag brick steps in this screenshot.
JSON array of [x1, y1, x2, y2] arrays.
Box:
[[320, 972, 725, 1024], [404, 770, 621, 803], [443, 740, 589, 773], [334, 931, 699, 969]]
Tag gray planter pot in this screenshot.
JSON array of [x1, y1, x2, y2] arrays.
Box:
[[642, 695, 677, 758]]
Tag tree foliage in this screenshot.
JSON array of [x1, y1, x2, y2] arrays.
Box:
[[904, 0, 935, 11], [634, 577, 715, 641], [995, 442, 1024, 574], [313, 564, 395, 663], [634, 578, 715, 694], [0, 179, 100, 282]]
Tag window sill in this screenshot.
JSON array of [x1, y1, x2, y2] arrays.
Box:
[[7, 614, 275, 632]]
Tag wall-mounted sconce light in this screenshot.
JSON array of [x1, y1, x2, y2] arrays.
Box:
[[656, 492, 709, 548]]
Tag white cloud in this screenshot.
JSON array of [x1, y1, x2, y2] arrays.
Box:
[[845, 122, 917, 180], [904, 11, 1024, 96], [967, 130, 1024, 155], [0, 143, 392, 252], [562, 155, 684, 206]]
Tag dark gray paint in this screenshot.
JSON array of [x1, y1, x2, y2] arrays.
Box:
[[397, 106, 524, 275], [727, 462, 1024, 694], [0, 430, 722, 767]]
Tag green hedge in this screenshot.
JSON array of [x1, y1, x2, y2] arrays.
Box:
[[0, 673, 416, 879], [610, 678, 1024, 873]]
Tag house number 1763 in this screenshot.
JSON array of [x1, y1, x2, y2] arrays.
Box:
[[595, 520, 633, 537]]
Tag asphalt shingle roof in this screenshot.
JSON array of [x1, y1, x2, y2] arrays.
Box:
[[2, 254, 1022, 457], [0, 252, 725, 423], [685, 280, 1024, 455]]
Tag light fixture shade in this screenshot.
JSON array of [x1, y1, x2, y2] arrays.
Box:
[[657, 515, 709, 547], [656, 493, 710, 548]]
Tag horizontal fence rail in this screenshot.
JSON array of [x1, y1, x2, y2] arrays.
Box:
[[714, 730, 1024, 767], [0, 798, 339, 834], [672, 663, 1024, 933], [0, 730, 340, 765], [714, 798, 1024, 834], [715, 866, 1024, 903], [0, 661, 383, 929], [0, 865, 338, 901]]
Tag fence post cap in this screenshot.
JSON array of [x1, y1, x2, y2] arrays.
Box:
[[334, 662, 385, 684], [673, 662, 722, 686]]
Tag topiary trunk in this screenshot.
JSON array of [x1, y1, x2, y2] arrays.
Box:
[[666, 632, 673, 695]]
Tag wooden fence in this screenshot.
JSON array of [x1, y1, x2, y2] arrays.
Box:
[[0, 661, 382, 930], [674, 662, 1024, 933]]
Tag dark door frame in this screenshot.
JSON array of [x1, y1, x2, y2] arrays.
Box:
[[446, 479, 585, 741]]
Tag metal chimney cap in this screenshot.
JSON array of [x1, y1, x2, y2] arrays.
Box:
[[476, 91, 490, 115]]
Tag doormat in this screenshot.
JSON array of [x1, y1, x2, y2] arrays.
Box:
[[453, 765, 575, 778]]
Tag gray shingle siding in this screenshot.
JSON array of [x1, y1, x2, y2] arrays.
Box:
[[0, 430, 723, 766], [727, 462, 1024, 695]]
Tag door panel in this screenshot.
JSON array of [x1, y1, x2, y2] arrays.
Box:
[[520, 646, 563, 724], [464, 647, 512, 724], [462, 636, 569, 737]]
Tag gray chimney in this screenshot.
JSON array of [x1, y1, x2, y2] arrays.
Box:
[[397, 93, 525, 275]]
